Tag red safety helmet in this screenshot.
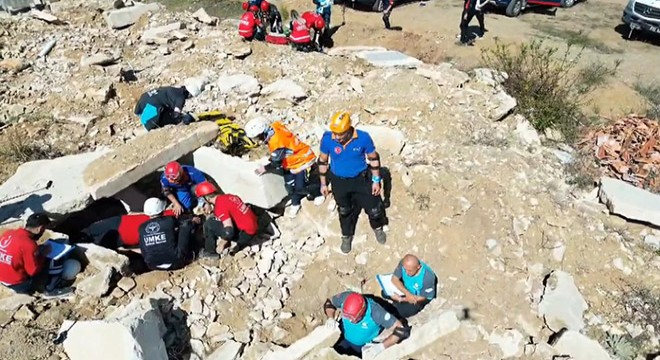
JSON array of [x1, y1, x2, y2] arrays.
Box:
[[164, 161, 183, 182], [249, 4, 259, 12], [260, 0, 270, 12], [195, 181, 218, 198], [342, 293, 367, 323], [242, 2, 249, 10], [315, 18, 325, 30]]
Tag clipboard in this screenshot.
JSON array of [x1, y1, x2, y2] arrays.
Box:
[[376, 273, 404, 297], [44, 239, 75, 261]]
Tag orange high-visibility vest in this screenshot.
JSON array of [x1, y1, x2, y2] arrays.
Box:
[[268, 121, 316, 173]]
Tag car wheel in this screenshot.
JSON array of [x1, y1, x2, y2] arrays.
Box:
[[560, 0, 575, 7], [372, 0, 383, 12], [505, 0, 523, 17]]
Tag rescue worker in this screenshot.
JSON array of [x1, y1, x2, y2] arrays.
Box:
[[382, 0, 395, 29], [301, 10, 326, 47], [239, 5, 266, 41], [196, 182, 279, 257], [385, 254, 437, 318], [138, 198, 199, 271], [260, 1, 283, 33], [0, 213, 76, 295], [245, 118, 324, 218], [160, 161, 207, 216], [134, 85, 193, 131], [459, 0, 487, 45], [317, 111, 388, 254], [288, 10, 315, 52], [324, 291, 408, 358], [313, 0, 332, 30]]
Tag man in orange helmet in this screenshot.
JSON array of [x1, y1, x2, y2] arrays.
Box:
[[245, 118, 324, 218], [324, 291, 407, 358], [317, 111, 388, 254]]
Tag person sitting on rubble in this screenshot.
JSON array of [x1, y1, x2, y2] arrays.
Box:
[[195, 181, 280, 258], [134, 85, 194, 131], [138, 198, 200, 271], [160, 161, 207, 216], [382, 254, 437, 318], [324, 291, 409, 359], [287, 10, 317, 52], [239, 4, 267, 42], [0, 213, 80, 296], [301, 10, 327, 48], [245, 117, 324, 218]]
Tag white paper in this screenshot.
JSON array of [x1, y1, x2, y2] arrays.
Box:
[[376, 273, 405, 297]]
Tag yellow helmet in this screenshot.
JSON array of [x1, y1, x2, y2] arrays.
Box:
[[329, 111, 352, 133]]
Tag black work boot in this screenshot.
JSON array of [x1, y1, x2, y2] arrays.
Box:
[[374, 227, 387, 244], [382, 14, 391, 29], [341, 235, 353, 254]]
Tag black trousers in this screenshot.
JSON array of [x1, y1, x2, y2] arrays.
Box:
[[459, 9, 485, 43], [144, 111, 182, 131], [381, 291, 428, 318], [203, 217, 254, 253], [331, 172, 387, 237]]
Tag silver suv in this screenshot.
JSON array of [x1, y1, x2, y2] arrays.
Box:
[[622, 0, 660, 38]]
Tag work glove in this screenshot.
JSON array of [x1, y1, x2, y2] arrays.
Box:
[[324, 318, 339, 331], [361, 342, 385, 360]]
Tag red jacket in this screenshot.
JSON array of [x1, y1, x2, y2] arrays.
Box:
[[214, 194, 258, 235], [0, 228, 44, 286], [239, 12, 261, 38], [118, 210, 176, 247], [289, 19, 312, 44], [301, 11, 324, 31]]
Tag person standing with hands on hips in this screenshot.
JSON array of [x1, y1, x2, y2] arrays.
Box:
[[317, 111, 388, 254]]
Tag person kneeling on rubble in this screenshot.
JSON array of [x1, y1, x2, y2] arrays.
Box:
[[259, 1, 284, 33], [195, 181, 281, 258], [245, 117, 324, 218], [288, 10, 318, 52], [301, 10, 326, 48], [239, 4, 267, 41], [138, 198, 201, 271], [134, 85, 194, 131], [161, 161, 208, 216], [324, 291, 409, 359]]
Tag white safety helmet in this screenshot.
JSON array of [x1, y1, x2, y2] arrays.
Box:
[[244, 117, 268, 139], [144, 198, 167, 216], [61, 259, 82, 281]]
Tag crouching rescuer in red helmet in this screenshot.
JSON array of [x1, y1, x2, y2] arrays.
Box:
[[239, 3, 266, 41], [259, 0, 284, 33], [287, 10, 318, 52], [301, 10, 326, 49], [324, 291, 409, 359]]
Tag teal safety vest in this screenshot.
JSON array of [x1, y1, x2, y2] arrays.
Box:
[[342, 299, 382, 347], [402, 261, 434, 298], [140, 103, 160, 126]]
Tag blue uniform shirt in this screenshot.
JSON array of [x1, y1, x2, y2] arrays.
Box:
[[393, 260, 437, 299], [160, 165, 206, 210], [331, 291, 396, 346], [319, 129, 376, 178]]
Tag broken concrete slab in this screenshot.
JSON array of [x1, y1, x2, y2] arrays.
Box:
[[60, 298, 167, 360], [355, 50, 423, 68], [0, 0, 33, 13], [217, 74, 261, 96], [373, 310, 460, 360], [0, 149, 110, 227], [326, 46, 388, 57], [0, 294, 35, 311], [472, 68, 508, 87], [261, 325, 340, 360], [76, 243, 130, 276], [488, 328, 524, 359], [538, 270, 588, 332], [599, 176, 660, 227], [355, 124, 406, 156], [77, 267, 113, 298], [142, 22, 185, 43], [302, 348, 356, 359], [488, 89, 517, 121], [83, 122, 218, 200], [192, 8, 218, 25], [193, 146, 288, 209], [207, 340, 244, 360], [183, 75, 210, 97], [30, 9, 59, 23], [553, 330, 612, 360], [104, 2, 161, 29], [81, 53, 119, 67], [416, 63, 470, 88], [261, 79, 307, 103]]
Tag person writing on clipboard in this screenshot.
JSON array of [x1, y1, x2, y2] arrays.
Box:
[[382, 254, 437, 318]]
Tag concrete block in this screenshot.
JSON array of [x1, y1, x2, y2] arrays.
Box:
[[60, 298, 167, 360], [83, 122, 218, 200], [553, 330, 612, 360], [207, 340, 244, 360], [193, 146, 288, 209], [104, 2, 161, 29], [355, 125, 406, 156], [0, 149, 110, 227], [76, 243, 131, 275], [0, 0, 33, 13], [142, 22, 185, 42], [0, 294, 34, 311], [261, 325, 340, 360], [538, 270, 588, 332], [355, 50, 423, 68], [373, 311, 460, 360], [216, 74, 261, 96], [416, 63, 470, 88], [326, 46, 388, 57], [599, 176, 660, 227]]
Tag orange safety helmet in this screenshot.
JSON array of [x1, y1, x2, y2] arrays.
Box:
[[329, 111, 352, 133], [164, 161, 183, 182], [260, 0, 270, 12], [242, 1, 249, 10], [342, 293, 367, 323], [195, 181, 218, 197]]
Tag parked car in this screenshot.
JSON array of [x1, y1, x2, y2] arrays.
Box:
[[491, 0, 577, 17], [622, 0, 660, 38]]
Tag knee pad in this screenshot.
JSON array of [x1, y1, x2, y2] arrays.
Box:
[[366, 203, 384, 219], [338, 206, 353, 217]]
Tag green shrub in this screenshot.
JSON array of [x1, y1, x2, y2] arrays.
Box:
[[634, 82, 660, 120]]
